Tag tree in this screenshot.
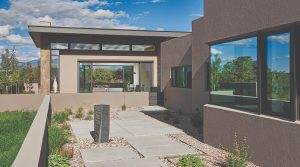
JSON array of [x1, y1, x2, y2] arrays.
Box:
[[210, 53, 222, 90]]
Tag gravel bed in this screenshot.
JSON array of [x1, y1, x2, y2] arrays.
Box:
[[168, 134, 258, 167], [69, 136, 129, 167]]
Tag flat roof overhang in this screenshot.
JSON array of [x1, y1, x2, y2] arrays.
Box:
[[28, 25, 191, 48]]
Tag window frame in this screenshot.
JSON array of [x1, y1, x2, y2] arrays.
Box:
[[208, 24, 299, 121], [171, 65, 192, 89]]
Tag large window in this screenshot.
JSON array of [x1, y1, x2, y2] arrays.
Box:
[[266, 32, 291, 117], [79, 63, 134, 93], [210, 37, 258, 112], [171, 66, 192, 88]]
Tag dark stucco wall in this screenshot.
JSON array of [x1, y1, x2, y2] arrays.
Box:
[[161, 34, 192, 113], [194, 0, 300, 166], [204, 104, 300, 167]]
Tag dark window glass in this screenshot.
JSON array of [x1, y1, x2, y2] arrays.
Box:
[[102, 44, 130, 51], [171, 66, 192, 88], [70, 43, 100, 50], [210, 37, 258, 112], [266, 32, 291, 117], [50, 43, 68, 50], [132, 45, 155, 51]]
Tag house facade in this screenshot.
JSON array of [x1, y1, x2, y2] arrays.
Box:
[[29, 0, 300, 166]]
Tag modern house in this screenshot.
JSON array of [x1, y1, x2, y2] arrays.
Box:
[[27, 0, 300, 166], [28, 26, 189, 94]]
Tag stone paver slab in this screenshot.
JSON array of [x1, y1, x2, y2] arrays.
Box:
[[85, 157, 167, 167], [80, 146, 138, 163], [126, 135, 197, 157]]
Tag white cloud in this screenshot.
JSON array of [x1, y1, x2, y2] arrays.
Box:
[[6, 34, 33, 45], [134, 2, 146, 4], [270, 34, 290, 44], [156, 28, 165, 31], [211, 48, 222, 55], [114, 2, 123, 6], [99, 0, 110, 6], [0, 25, 12, 36], [151, 0, 162, 3], [189, 13, 203, 17], [0, 0, 140, 29]]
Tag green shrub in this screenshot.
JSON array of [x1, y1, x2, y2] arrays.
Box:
[[64, 108, 72, 115], [53, 112, 69, 124], [224, 133, 250, 167], [75, 107, 84, 119], [190, 111, 203, 128], [121, 104, 127, 111], [163, 110, 173, 121], [48, 125, 70, 155], [178, 154, 204, 167], [0, 111, 36, 167], [88, 109, 94, 115], [84, 115, 93, 120], [48, 153, 70, 167]]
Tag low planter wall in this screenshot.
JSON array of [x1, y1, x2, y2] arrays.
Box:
[[0, 94, 45, 112], [51, 92, 149, 112], [13, 95, 50, 167], [203, 104, 300, 167]]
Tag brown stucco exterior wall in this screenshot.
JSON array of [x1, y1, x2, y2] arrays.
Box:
[[204, 104, 300, 167], [161, 34, 192, 113], [51, 92, 149, 111], [192, 0, 300, 112], [195, 1, 300, 167], [0, 94, 45, 111]]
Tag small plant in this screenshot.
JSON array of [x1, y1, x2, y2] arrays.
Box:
[[84, 115, 93, 120], [53, 111, 69, 124], [121, 104, 127, 111], [75, 107, 84, 119], [178, 154, 204, 167], [191, 108, 203, 128], [64, 108, 72, 115], [88, 109, 94, 115], [163, 110, 173, 121], [223, 133, 250, 167], [48, 153, 70, 167], [48, 125, 70, 155]]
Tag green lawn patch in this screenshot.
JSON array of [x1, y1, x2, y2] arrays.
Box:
[[0, 111, 36, 167]]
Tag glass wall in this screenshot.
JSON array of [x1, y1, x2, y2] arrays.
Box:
[[266, 32, 291, 117], [79, 63, 134, 93], [102, 44, 130, 51], [50, 50, 59, 92], [70, 43, 100, 50], [210, 37, 258, 112], [139, 63, 153, 92], [171, 66, 192, 88], [132, 45, 155, 51]]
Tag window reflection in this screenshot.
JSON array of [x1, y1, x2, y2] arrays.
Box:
[[210, 37, 258, 112], [266, 32, 290, 116]]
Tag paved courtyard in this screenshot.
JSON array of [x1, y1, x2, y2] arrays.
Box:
[[70, 106, 197, 167]]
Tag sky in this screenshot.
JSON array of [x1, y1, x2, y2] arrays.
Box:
[[0, 0, 203, 63]]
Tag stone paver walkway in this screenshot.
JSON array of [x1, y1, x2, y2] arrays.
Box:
[[70, 107, 196, 167]]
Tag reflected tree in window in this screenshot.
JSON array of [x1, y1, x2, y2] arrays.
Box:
[[210, 37, 258, 111]]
